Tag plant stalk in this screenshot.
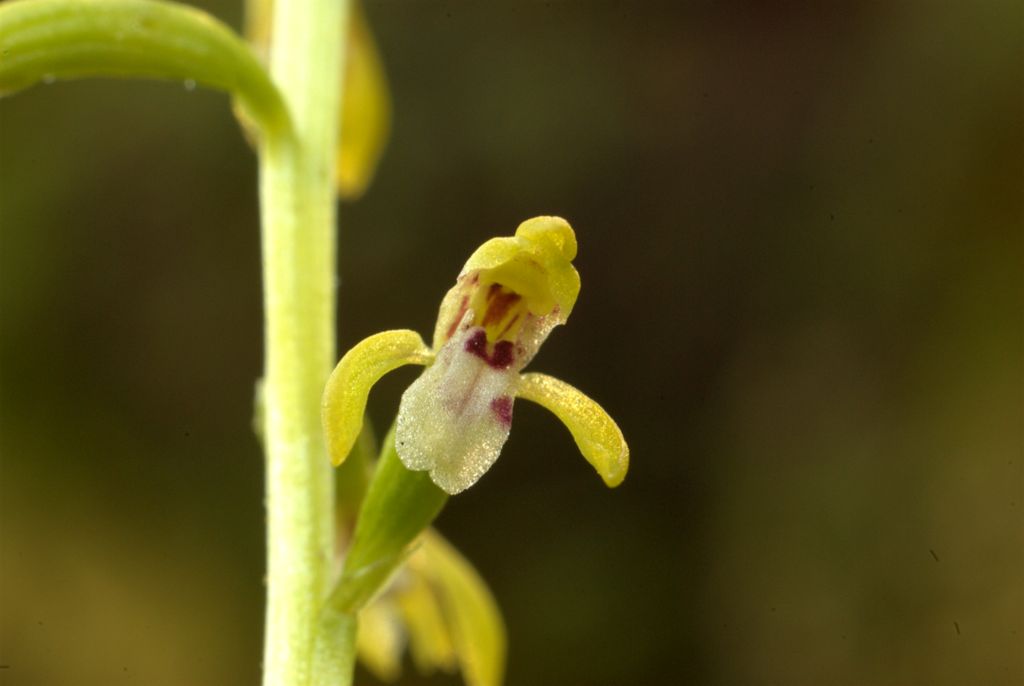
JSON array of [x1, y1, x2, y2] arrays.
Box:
[[259, 0, 349, 683]]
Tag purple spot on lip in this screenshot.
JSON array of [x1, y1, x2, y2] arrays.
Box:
[[490, 341, 515, 369], [465, 329, 487, 356], [490, 396, 513, 426], [464, 329, 516, 369]]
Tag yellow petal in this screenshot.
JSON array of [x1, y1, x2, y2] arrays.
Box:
[[415, 531, 506, 686], [515, 215, 577, 261], [336, 3, 391, 199], [460, 216, 581, 323], [396, 570, 457, 675], [356, 598, 404, 682], [516, 373, 629, 487], [322, 330, 433, 466]]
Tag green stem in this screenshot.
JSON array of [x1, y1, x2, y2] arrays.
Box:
[[259, 0, 349, 684], [312, 426, 448, 685], [310, 606, 358, 686], [0, 0, 290, 138], [0, 0, 352, 681]]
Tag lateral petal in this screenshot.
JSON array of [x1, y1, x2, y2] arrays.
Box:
[[516, 373, 629, 487], [322, 330, 433, 466]]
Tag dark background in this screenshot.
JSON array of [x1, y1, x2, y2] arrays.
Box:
[[1, 1, 1021, 684]]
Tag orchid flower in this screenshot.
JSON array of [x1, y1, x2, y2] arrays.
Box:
[[357, 529, 505, 686], [322, 216, 629, 494]]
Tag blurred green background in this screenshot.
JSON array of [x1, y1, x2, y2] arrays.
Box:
[[1, 1, 1021, 684]]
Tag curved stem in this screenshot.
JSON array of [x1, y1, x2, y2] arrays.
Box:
[[0, 0, 291, 139]]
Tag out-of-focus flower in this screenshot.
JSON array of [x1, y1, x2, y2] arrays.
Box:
[[241, 0, 390, 197], [356, 530, 505, 686], [334, 2, 391, 199]]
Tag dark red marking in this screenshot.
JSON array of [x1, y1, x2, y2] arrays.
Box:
[[481, 285, 521, 328], [445, 295, 470, 341], [464, 329, 487, 356], [490, 396, 513, 426], [490, 341, 515, 368], [497, 312, 521, 339], [464, 329, 516, 369]]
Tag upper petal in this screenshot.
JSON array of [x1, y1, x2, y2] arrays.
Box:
[[458, 216, 581, 325], [516, 372, 629, 487], [322, 330, 433, 466]]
